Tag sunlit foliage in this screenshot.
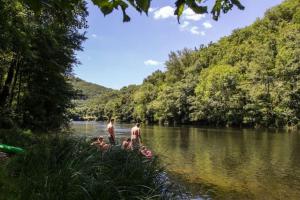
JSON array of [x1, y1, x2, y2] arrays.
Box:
[[72, 0, 300, 128]]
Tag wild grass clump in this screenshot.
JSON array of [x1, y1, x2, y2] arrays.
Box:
[[0, 130, 181, 200]]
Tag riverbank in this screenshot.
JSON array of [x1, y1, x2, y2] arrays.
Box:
[[0, 129, 186, 200], [71, 119, 300, 131]]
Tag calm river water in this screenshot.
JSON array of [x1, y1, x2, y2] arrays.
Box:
[[71, 121, 300, 200]]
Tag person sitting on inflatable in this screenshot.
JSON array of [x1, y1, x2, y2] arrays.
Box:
[[122, 138, 131, 150], [0, 151, 8, 161], [140, 146, 153, 159], [90, 136, 110, 151]]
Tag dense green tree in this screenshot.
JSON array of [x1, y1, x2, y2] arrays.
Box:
[[0, 0, 87, 130], [72, 0, 300, 128], [192, 65, 244, 125]]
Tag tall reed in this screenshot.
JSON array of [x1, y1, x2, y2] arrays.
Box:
[[0, 130, 183, 200]]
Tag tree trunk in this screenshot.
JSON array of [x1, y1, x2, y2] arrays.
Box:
[[16, 70, 22, 112], [0, 56, 19, 107], [8, 62, 20, 106]]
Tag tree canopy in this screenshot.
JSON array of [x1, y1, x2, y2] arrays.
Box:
[[71, 0, 300, 128], [0, 0, 88, 130]]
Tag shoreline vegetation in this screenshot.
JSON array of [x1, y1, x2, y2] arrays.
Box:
[[0, 129, 189, 200], [70, 0, 300, 129], [71, 118, 300, 131]]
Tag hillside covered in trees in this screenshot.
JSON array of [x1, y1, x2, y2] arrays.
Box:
[[72, 0, 300, 128], [70, 76, 138, 121], [69, 77, 117, 121], [71, 77, 113, 99]]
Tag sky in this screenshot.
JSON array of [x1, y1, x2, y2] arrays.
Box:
[[75, 0, 284, 89]]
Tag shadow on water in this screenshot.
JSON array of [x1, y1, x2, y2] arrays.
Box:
[[71, 121, 300, 200]]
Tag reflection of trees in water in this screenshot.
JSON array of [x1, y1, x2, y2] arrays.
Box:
[[291, 134, 300, 168], [179, 128, 190, 150], [150, 127, 300, 199]]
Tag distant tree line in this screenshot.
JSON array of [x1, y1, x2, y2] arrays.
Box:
[[71, 0, 300, 128]]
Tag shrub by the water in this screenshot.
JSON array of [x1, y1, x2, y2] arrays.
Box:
[[0, 130, 180, 200]]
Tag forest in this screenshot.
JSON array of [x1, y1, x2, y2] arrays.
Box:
[[0, 0, 299, 132], [71, 0, 300, 128], [0, 0, 245, 131]]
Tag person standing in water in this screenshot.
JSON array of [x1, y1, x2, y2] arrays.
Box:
[[107, 118, 115, 145], [131, 123, 141, 150]]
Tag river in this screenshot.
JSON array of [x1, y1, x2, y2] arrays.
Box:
[[71, 121, 300, 200]]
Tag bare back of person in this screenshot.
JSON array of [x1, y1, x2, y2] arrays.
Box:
[[107, 119, 115, 145], [131, 123, 141, 150]]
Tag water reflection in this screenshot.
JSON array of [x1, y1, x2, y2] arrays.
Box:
[[72, 122, 300, 199]]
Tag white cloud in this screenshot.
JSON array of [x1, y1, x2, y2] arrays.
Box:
[[203, 21, 212, 29], [179, 22, 206, 36], [144, 59, 161, 66], [182, 8, 206, 21], [153, 6, 175, 19], [151, 6, 206, 36], [180, 21, 190, 30], [91, 34, 97, 38], [190, 26, 199, 35], [190, 26, 205, 36], [148, 7, 157, 13]]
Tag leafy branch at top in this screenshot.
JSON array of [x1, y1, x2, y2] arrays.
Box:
[[22, 0, 245, 22]]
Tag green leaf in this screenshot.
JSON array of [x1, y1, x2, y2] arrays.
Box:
[[92, 0, 114, 16], [136, 0, 151, 14], [188, 2, 207, 14], [211, 0, 222, 20], [118, 1, 131, 22], [174, 0, 185, 23], [127, 0, 142, 13], [211, 0, 244, 20], [231, 0, 245, 10], [123, 13, 131, 22], [101, 5, 114, 16]]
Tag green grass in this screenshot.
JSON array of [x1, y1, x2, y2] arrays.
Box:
[[0, 130, 182, 200]]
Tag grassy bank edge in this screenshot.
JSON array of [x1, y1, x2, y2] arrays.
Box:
[[0, 129, 187, 200]]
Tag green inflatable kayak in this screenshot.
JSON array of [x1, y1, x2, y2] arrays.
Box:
[[0, 144, 25, 154]]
